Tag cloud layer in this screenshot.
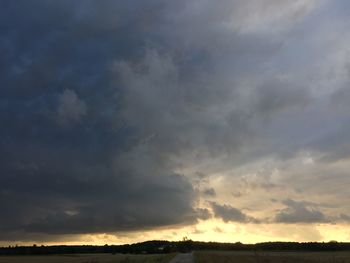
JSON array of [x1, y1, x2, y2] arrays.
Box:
[[1, 0, 350, 242]]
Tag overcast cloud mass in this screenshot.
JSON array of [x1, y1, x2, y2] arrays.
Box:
[[1, 0, 350, 244]]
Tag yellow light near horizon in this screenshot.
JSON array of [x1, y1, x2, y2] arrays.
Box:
[[2, 220, 349, 247]]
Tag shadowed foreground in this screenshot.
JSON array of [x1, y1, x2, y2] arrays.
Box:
[[169, 253, 193, 263], [0, 253, 175, 263], [194, 251, 350, 263]]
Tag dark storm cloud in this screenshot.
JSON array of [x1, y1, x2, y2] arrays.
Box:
[[0, 141, 202, 237], [1, 0, 350, 242], [0, 0, 203, 240]]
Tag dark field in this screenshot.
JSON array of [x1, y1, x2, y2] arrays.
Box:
[[194, 251, 350, 263], [0, 253, 175, 263], [2, 251, 350, 263]]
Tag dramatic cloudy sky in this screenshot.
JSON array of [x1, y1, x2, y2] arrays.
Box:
[[1, 0, 350, 245]]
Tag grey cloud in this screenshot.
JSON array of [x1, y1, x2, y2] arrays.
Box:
[[57, 89, 87, 126], [195, 208, 212, 221], [210, 202, 259, 223], [275, 199, 327, 224], [202, 187, 216, 197], [339, 214, 350, 222]]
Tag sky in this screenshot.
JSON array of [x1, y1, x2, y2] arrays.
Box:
[[1, 0, 350, 246]]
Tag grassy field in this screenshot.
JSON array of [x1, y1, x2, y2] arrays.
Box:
[[0, 253, 175, 263], [194, 251, 350, 263]]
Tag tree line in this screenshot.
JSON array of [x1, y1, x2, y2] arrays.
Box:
[[1, 240, 349, 255]]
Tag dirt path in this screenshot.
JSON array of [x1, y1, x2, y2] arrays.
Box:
[[168, 252, 193, 263]]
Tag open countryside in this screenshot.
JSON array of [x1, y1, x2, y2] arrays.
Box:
[[2, 251, 350, 263]]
